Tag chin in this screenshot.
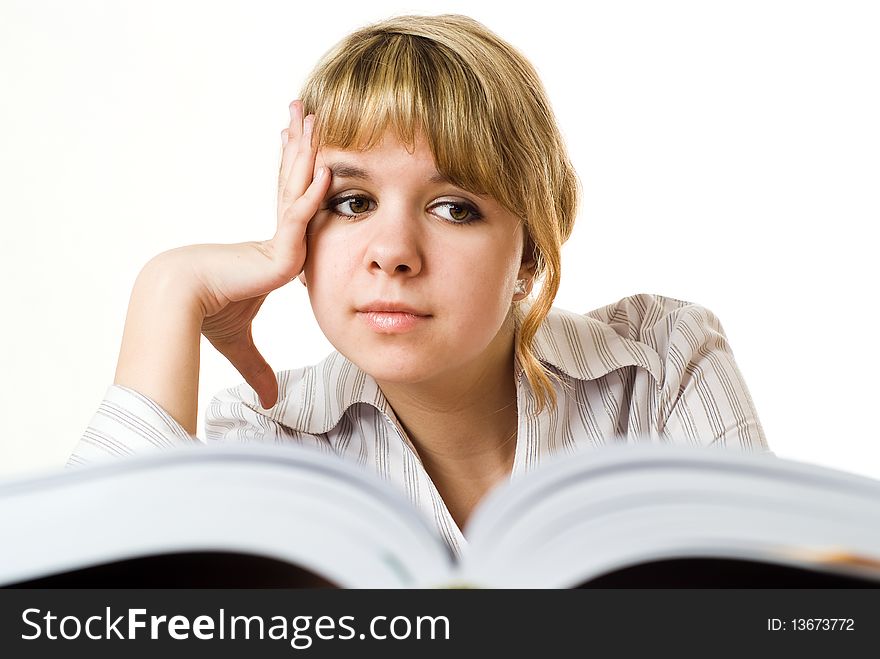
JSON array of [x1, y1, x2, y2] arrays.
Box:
[[349, 350, 441, 385]]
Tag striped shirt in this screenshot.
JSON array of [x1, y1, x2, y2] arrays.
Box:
[[67, 292, 771, 555]]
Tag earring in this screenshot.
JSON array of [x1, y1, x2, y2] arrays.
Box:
[[514, 279, 527, 296]]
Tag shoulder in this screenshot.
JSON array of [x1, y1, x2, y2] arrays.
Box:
[[582, 292, 722, 344], [529, 292, 732, 385], [531, 294, 769, 452], [582, 295, 768, 452], [583, 292, 734, 365]]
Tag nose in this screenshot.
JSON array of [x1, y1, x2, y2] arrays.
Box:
[[363, 207, 424, 277]]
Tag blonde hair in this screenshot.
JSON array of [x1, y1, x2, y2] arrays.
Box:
[[299, 14, 581, 415]]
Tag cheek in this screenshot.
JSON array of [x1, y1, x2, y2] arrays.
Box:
[[304, 226, 355, 291], [436, 243, 518, 312], [303, 236, 356, 340]]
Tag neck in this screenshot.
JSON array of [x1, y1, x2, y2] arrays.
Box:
[[375, 311, 519, 481]]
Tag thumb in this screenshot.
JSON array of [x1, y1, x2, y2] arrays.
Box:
[[218, 335, 279, 409], [250, 358, 280, 410]]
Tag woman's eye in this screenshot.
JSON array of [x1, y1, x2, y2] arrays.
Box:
[[327, 195, 482, 226], [329, 195, 374, 216], [434, 202, 481, 224]]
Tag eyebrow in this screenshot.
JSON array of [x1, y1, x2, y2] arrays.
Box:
[[328, 161, 443, 184], [326, 161, 487, 197]]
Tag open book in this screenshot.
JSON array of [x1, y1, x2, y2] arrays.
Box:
[[2, 443, 880, 588]]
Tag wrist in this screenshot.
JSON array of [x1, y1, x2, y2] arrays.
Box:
[[138, 251, 210, 320]]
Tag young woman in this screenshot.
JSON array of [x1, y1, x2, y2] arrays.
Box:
[[67, 14, 770, 554]]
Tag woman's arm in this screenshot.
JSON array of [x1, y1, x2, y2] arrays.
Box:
[[67, 102, 330, 464], [113, 253, 206, 435]]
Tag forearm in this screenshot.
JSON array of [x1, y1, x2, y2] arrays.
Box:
[[114, 256, 205, 435]]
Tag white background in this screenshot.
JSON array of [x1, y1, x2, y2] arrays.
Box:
[[1, 0, 877, 480]]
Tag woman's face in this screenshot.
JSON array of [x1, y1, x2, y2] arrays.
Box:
[[300, 129, 533, 386]]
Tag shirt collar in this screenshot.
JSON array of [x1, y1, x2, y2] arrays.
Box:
[[283, 302, 663, 436], [529, 302, 663, 384], [282, 349, 393, 436]]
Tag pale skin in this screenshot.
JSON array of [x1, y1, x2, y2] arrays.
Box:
[[114, 100, 535, 530]]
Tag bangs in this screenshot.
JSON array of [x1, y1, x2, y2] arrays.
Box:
[[301, 32, 522, 217]]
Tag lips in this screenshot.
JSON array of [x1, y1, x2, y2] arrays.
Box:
[[356, 301, 430, 316], [355, 300, 431, 334]]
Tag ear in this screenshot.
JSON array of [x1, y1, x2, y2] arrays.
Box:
[[519, 231, 537, 279], [511, 229, 537, 302]]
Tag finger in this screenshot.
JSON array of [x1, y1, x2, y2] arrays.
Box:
[[279, 127, 290, 161], [277, 114, 319, 229], [255, 370, 279, 410], [221, 336, 279, 409], [286, 114, 317, 197], [279, 100, 303, 183], [275, 165, 330, 249], [278, 114, 315, 214], [288, 99, 303, 142]]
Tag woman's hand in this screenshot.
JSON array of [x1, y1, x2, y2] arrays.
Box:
[[162, 100, 330, 408]]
